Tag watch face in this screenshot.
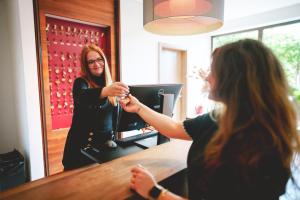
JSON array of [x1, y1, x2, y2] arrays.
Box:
[[149, 185, 162, 198]]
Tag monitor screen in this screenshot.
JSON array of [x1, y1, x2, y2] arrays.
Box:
[[116, 83, 183, 132]]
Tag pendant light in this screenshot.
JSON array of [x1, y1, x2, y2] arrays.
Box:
[[143, 0, 224, 35]]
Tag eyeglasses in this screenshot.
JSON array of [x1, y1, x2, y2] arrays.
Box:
[[87, 57, 104, 65]]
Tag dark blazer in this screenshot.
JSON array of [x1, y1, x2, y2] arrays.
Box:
[[62, 77, 118, 169]]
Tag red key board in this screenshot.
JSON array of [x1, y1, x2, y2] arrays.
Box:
[[46, 16, 111, 130]]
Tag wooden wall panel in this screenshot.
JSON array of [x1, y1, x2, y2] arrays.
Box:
[[36, 0, 119, 175]]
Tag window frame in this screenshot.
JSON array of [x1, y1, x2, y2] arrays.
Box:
[[211, 19, 300, 51]]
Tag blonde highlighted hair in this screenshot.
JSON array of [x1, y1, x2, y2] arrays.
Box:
[[80, 44, 117, 106]]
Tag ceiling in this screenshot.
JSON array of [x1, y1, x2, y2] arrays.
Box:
[[224, 0, 300, 20]]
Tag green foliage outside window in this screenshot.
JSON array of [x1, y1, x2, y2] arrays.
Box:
[[263, 24, 300, 102]]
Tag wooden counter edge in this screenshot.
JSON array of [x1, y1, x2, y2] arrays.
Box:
[[0, 139, 192, 200]]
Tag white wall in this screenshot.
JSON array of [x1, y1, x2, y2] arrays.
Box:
[[120, 0, 212, 116], [120, 0, 212, 85], [0, 0, 19, 153], [215, 3, 300, 35], [224, 0, 300, 21], [0, 0, 44, 181]]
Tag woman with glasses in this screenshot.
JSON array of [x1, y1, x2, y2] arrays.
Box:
[[63, 44, 129, 170], [121, 39, 300, 200]]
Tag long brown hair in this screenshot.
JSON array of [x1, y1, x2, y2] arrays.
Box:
[[80, 44, 117, 106], [204, 39, 300, 177]]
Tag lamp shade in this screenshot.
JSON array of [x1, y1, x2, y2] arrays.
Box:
[[143, 0, 224, 35]]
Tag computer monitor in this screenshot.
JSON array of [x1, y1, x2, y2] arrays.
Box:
[[116, 83, 183, 146]]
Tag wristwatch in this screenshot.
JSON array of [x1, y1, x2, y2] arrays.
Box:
[[149, 185, 163, 199]]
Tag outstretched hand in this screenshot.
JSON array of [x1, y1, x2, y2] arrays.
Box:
[[102, 82, 129, 97], [130, 165, 157, 199], [119, 94, 142, 113]]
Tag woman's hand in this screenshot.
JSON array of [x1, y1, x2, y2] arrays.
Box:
[[130, 165, 157, 199], [101, 82, 129, 98], [119, 94, 142, 113]]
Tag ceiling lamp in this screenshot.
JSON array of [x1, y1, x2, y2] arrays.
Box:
[[143, 0, 224, 35]]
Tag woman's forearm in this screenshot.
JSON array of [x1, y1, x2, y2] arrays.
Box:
[[137, 103, 190, 140]]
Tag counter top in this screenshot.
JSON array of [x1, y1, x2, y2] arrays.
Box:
[[0, 139, 191, 200]]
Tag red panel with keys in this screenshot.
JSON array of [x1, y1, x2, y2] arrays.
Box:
[[46, 16, 111, 130]]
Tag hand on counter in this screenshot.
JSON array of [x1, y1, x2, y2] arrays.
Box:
[[130, 164, 156, 199]]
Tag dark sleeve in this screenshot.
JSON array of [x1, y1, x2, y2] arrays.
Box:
[[73, 78, 108, 107], [183, 113, 217, 140]]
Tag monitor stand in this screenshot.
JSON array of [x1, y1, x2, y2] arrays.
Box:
[[157, 93, 173, 144], [134, 93, 174, 149]]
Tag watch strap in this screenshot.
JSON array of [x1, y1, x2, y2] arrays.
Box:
[[149, 184, 163, 199]]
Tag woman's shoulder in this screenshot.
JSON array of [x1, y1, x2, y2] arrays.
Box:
[[74, 77, 87, 83], [184, 113, 216, 129], [183, 112, 218, 139], [73, 77, 89, 88]]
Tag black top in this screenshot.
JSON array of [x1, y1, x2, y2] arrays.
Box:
[[62, 77, 118, 169], [183, 113, 289, 200]]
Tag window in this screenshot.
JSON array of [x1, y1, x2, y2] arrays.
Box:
[[188, 20, 300, 119], [212, 30, 258, 51], [262, 23, 300, 97], [212, 21, 300, 101]]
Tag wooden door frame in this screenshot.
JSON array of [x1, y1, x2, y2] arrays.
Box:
[[158, 43, 188, 120], [33, 0, 120, 175]]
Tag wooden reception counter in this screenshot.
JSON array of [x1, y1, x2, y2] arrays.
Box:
[[0, 140, 191, 200]]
